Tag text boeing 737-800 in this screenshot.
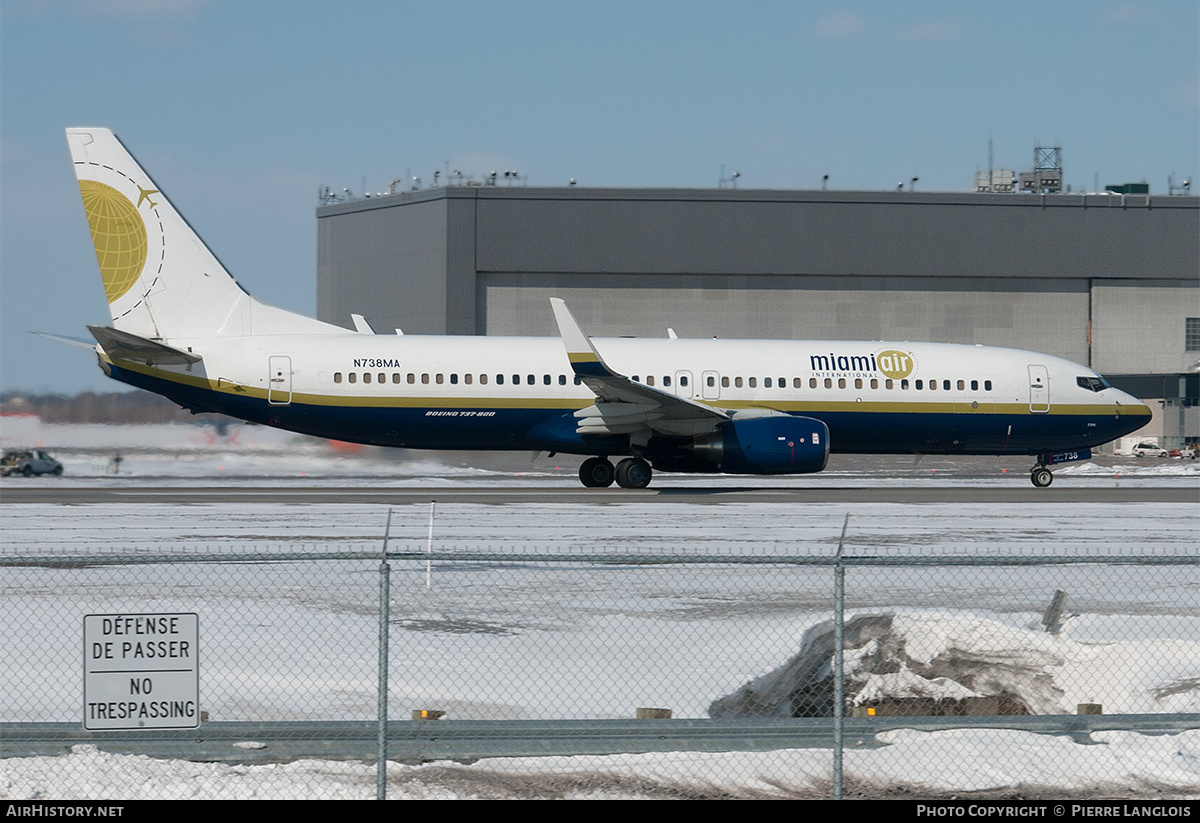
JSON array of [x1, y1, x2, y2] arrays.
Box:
[[65, 128, 1151, 488]]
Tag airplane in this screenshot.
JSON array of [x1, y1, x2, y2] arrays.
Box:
[[135, 185, 158, 209], [64, 128, 1152, 489]]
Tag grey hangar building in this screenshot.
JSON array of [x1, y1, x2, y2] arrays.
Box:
[[316, 186, 1200, 449]]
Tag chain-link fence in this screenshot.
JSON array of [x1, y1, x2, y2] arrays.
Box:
[[3, 546, 1198, 799]]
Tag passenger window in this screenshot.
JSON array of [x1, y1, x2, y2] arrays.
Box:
[[722, 377, 730, 388], [464, 374, 472, 385], [944, 380, 951, 391], [436, 374, 444, 384], [364, 373, 372, 384], [794, 378, 802, 388], [838, 378, 846, 389], [349, 373, 357, 384], [513, 374, 520, 385], [559, 375, 566, 385], [421, 374, 429, 384], [647, 376, 655, 386], [901, 379, 909, 390], [929, 381, 936, 391], [496, 374, 504, 385], [984, 380, 992, 391], [393, 373, 401, 384], [870, 378, 878, 389], [450, 374, 458, 385], [407, 373, 415, 384], [779, 377, 785, 388], [664, 376, 672, 387], [915, 380, 923, 390], [824, 378, 832, 388], [971, 380, 978, 391], [334, 373, 342, 384], [810, 378, 818, 389], [764, 377, 772, 388], [748, 377, 756, 388], [574, 375, 582, 385], [885, 379, 893, 389], [543, 374, 551, 385], [378, 372, 385, 383], [480, 374, 488, 385], [854, 378, 863, 389], [734, 377, 743, 388], [707, 376, 715, 387], [680, 375, 688, 387]]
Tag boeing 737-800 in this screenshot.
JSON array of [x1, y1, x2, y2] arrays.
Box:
[[65, 128, 1151, 488]]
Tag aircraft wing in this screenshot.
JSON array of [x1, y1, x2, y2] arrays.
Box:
[[88, 326, 203, 366], [550, 298, 728, 438]]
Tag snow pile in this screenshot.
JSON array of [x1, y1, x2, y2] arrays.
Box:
[[709, 612, 1200, 718], [1059, 460, 1200, 477], [6, 734, 1200, 799]]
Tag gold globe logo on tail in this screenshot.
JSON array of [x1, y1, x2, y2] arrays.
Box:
[[78, 180, 148, 303]]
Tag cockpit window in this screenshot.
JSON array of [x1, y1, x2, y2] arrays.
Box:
[[1076, 376, 1110, 392]]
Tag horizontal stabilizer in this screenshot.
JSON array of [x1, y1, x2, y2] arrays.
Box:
[[88, 326, 202, 366], [28, 331, 97, 350]]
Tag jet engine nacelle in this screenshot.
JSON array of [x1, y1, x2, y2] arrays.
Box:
[[689, 415, 830, 474]]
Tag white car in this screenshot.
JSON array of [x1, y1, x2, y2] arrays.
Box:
[[1, 449, 64, 477], [1130, 443, 1169, 458]]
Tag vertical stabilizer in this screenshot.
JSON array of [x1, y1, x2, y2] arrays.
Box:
[[67, 128, 341, 339]]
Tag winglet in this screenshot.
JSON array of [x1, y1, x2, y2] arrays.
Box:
[[351, 313, 376, 334], [549, 298, 616, 378]]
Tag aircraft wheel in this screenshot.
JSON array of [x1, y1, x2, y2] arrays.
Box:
[[579, 457, 615, 488], [615, 457, 652, 489], [1030, 467, 1053, 488]]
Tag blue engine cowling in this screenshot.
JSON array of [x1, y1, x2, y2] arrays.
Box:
[[689, 415, 830, 474]]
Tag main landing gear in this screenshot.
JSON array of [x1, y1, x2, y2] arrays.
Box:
[[1030, 464, 1054, 488], [579, 457, 653, 489]]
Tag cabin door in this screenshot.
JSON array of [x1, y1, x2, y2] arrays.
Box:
[[268, 356, 293, 405], [1028, 365, 1050, 413]]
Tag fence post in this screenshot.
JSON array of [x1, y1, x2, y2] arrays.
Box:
[[377, 509, 393, 800], [833, 513, 848, 800]]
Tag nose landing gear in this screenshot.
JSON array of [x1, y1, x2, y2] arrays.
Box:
[[1030, 465, 1053, 488]]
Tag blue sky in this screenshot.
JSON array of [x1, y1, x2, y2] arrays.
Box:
[[2, 0, 1196, 393]]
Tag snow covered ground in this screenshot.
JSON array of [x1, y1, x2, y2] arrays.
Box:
[[2, 424, 1197, 799]]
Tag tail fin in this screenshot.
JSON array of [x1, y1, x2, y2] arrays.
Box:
[[67, 128, 340, 339]]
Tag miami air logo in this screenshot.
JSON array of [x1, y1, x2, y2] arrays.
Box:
[[876, 349, 914, 380], [809, 349, 915, 379], [78, 180, 154, 303]]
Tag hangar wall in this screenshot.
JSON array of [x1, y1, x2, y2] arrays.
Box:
[[316, 187, 1199, 441]]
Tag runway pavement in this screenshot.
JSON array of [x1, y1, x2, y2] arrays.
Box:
[[1, 484, 1194, 505]]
